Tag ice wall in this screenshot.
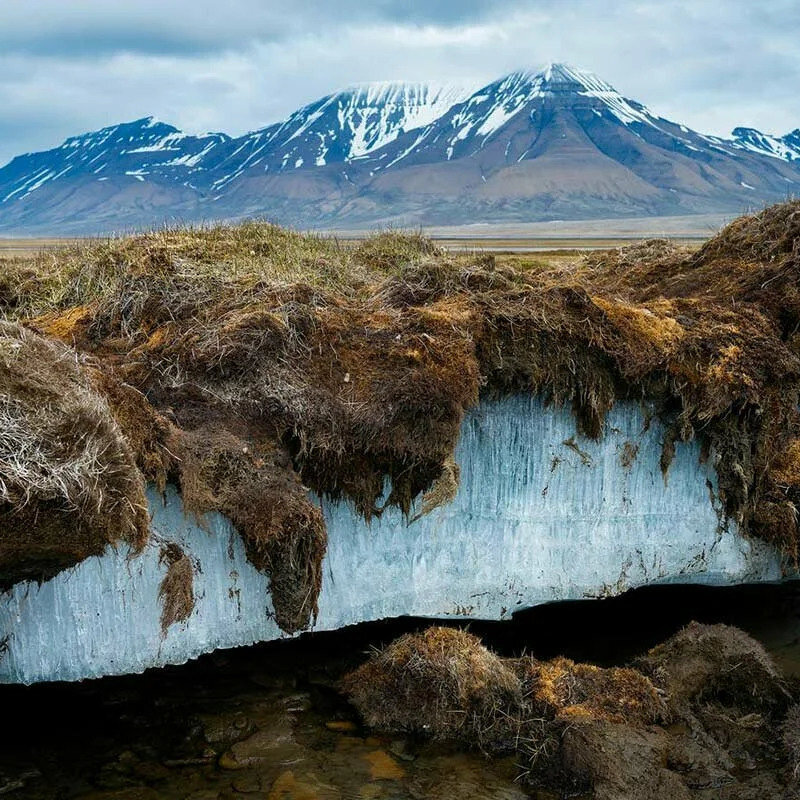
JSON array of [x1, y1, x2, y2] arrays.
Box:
[[0, 396, 784, 684]]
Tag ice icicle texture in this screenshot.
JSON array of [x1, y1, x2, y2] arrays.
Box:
[[0, 396, 781, 684]]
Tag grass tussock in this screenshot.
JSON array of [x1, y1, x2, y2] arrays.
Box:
[[0, 320, 147, 587], [352, 230, 443, 272], [635, 620, 787, 709], [340, 627, 523, 750], [343, 624, 794, 798], [3, 202, 800, 631]]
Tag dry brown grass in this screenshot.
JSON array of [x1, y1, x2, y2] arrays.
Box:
[[158, 543, 195, 634], [0, 320, 147, 587], [517, 655, 664, 726], [343, 623, 795, 798], [341, 627, 523, 751]]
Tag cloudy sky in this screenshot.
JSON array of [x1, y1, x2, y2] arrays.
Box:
[[1, 0, 798, 165]]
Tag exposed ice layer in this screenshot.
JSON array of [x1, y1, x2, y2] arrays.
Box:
[[0, 396, 783, 684]]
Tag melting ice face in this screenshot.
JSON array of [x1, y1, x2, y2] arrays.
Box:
[[0, 396, 782, 684]]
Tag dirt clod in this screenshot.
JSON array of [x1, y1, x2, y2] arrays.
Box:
[[343, 623, 799, 799]]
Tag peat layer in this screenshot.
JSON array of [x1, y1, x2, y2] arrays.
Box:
[[1, 202, 800, 632]]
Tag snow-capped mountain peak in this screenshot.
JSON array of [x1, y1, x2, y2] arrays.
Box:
[[56, 117, 180, 154], [515, 62, 614, 90], [203, 80, 477, 191], [333, 81, 478, 158], [286, 80, 477, 162], [731, 126, 800, 162], [524, 62, 660, 127], [0, 118, 229, 204], [373, 62, 667, 168]]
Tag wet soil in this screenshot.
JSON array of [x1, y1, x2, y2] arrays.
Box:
[[1, 581, 799, 799]]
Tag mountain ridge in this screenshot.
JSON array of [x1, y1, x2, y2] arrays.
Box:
[[0, 63, 797, 234]]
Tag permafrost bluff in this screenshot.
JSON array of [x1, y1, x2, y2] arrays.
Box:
[[2, 202, 800, 682]]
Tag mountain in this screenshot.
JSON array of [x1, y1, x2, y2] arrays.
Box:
[[0, 118, 229, 232], [203, 81, 474, 193], [0, 63, 798, 234], [730, 126, 800, 162], [326, 63, 800, 224]]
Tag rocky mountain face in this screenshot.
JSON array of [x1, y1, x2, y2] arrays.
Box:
[[203, 81, 474, 191], [731, 126, 800, 162], [0, 63, 798, 233], [0, 118, 230, 232]]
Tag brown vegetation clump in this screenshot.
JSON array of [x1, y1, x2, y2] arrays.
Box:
[[88, 367, 172, 488], [158, 543, 195, 634], [635, 621, 787, 710], [169, 426, 326, 633], [692, 201, 800, 266], [3, 201, 800, 630], [0, 320, 148, 587], [517, 655, 664, 726], [341, 627, 523, 750], [343, 623, 797, 799]]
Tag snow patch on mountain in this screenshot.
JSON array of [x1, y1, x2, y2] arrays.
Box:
[[731, 127, 800, 162], [0, 118, 230, 204], [267, 82, 472, 165], [342, 81, 474, 158]]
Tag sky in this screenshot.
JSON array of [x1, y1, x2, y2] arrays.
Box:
[[0, 0, 798, 165]]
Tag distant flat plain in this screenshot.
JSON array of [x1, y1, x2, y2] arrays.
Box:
[[340, 213, 726, 251], [0, 213, 724, 258], [0, 238, 82, 258]]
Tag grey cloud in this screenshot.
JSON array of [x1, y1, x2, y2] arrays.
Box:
[[361, 0, 521, 25], [0, 3, 294, 57], [0, 0, 521, 58], [0, 0, 797, 165]]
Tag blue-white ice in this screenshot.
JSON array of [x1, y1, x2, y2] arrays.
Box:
[[0, 396, 783, 684]]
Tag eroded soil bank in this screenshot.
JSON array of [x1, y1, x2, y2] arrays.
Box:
[[2, 581, 800, 800], [4, 202, 800, 640]]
